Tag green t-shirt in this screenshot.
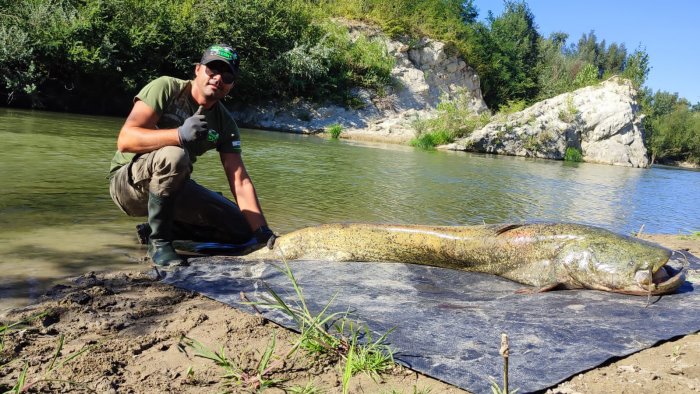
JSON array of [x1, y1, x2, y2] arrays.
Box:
[[109, 76, 242, 174]]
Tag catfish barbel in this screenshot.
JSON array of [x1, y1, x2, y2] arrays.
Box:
[[243, 222, 687, 295]]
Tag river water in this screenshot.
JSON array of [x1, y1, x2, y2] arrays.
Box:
[[1, 108, 699, 312]]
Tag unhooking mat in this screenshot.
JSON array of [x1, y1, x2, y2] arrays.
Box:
[[160, 255, 700, 393]]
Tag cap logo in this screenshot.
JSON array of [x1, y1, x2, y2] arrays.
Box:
[[209, 45, 236, 61]]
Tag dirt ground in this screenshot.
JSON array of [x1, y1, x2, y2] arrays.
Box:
[[0, 234, 698, 394]]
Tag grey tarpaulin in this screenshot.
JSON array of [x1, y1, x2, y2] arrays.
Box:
[[160, 255, 700, 393]]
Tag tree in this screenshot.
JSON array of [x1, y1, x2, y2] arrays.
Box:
[[648, 91, 681, 118], [460, 0, 478, 24], [621, 47, 651, 90], [480, 0, 540, 109]]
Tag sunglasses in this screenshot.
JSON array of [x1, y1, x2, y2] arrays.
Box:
[[203, 63, 235, 84]]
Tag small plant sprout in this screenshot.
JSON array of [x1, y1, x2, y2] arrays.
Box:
[[184, 365, 195, 382], [288, 380, 325, 394], [670, 344, 682, 361]]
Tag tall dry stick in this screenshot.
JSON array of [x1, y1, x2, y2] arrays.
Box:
[[500, 333, 510, 393]]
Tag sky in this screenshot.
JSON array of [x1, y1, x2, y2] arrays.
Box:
[[475, 0, 700, 103]]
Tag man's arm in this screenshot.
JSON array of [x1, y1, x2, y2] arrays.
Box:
[[220, 151, 268, 232], [117, 100, 180, 153]]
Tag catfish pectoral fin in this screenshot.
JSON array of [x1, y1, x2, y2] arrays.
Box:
[[515, 283, 567, 294]]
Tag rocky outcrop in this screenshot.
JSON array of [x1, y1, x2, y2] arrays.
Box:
[[235, 32, 487, 143], [442, 77, 649, 167]]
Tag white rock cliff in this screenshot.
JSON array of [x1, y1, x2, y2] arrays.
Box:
[[234, 35, 487, 143], [442, 77, 649, 168]]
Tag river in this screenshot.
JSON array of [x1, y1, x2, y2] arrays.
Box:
[[1, 108, 699, 312]]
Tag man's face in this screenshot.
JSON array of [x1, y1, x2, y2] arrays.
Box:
[[194, 61, 235, 101]]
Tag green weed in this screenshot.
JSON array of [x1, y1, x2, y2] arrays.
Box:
[[2, 332, 95, 393], [339, 320, 395, 380], [341, 341, 354, 394], [564, 147, 583, 162], [250, 259, 396, 392], [409, 130, 451, 149], [1, 311, 49, 351], [572, 63, 599, 89], [327, 123, 343, 139], [411, 91, 491, 149], [558, 95, 579, 123], [179, 334, 284, 392], [254, 263, 346, 356], [288, 380, 325, 394], [523, 134, 540, 153], [489, 379, 520, 394]]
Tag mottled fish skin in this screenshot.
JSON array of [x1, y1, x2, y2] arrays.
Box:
[[243, 223, 684, 295]]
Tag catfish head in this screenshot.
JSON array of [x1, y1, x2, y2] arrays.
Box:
[[556, 230, 686, 295]]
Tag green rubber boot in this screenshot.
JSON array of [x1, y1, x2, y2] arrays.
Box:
[[147, 192, 186, 267]]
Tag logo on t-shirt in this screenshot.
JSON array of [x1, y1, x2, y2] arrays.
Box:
[[207, 129, 219, 142]]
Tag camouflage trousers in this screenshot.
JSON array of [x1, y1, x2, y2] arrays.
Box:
[[109, 146, 252, 243]]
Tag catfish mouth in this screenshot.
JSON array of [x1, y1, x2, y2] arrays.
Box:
[[631, 251, 688, 295]]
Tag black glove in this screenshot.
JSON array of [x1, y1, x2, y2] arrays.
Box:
[[253, 225, 276, 249], [177, 106, 208, 145]]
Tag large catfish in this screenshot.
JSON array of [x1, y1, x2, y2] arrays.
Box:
[[243, 223, 687, 295]]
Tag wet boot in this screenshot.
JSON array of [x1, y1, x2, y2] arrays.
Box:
[[147, 192, 186, 267]]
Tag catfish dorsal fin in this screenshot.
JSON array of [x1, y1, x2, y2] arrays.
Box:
[[495, 223, 524, 235]]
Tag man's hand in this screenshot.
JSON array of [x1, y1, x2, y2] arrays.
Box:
[[253, 225, 277, 249], [177, 106, 208, 145]]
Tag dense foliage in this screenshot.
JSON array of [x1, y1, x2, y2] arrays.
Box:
[[643, 91, 700, 164], [0, 0, 393, 114], [0, 0, 696, 162]]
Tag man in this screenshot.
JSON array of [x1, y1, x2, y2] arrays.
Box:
[[108, 44, 275, 267]]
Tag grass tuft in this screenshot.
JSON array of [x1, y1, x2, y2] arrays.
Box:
[[250, 258, 396, 392], [179, 334, 284, 391], [564, 147, 583, 162], [410, 92, 491, 150], [288, 380, 325, 394], [327, 123, 343, 139], [1, 328, 95, 393]]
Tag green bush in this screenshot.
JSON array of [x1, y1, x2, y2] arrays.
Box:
[[412, 91, 491, 146], [564, 147, 583, 162], [327, 123, 342, 138], [649, 104, 700, 164], [409, 130, 451, 150], [572, 63, 599, 89]]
